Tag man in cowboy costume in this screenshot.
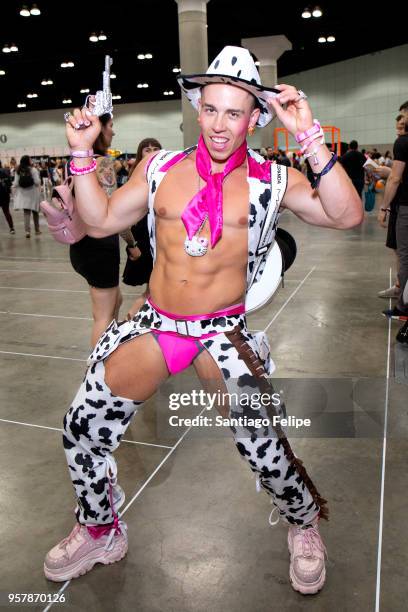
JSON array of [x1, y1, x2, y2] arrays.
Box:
[[44, 46, 362, 594]]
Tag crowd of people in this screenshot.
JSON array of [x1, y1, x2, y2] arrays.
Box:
[[0, 135, 164, 346], [0, 103, 407, 349]]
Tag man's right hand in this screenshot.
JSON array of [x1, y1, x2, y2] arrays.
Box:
[[65, 96, 101, 151]]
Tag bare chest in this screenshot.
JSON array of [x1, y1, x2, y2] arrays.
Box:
[[153, 160, 250, 229]]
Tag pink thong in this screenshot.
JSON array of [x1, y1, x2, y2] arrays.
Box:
[[148, 298, 245, 375], [151, 331, 206, 375]]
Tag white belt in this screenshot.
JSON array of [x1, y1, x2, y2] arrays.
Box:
[[147, 310, 245, 338]]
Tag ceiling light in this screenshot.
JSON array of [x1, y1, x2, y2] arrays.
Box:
[[80, 88, 90, 93], [98, 32, 107, 41], [41, 79, 53, 85], [302, 8, 312, 18], [145, 53, 152, 59], [163, 90, 174, 96], [20, 6, 30, 17], [17, 103, 27, 108], [318, 36, 326, 43], [110, 73, 116, 79], [27, 93, 38, 98], [312, 7, 322, 17], [137, 54, 145, 59], [89, 33, 98, 42], [2, 46, 10, 53], [112, 94, 121, 100], [172, 67, 181, 73], [142, 83, 148, 88], [0, 70, 5, 75], [10, 44, 19, 52], [30, 4, 41, 15], [62, 99, 72, 104], [327, 35, 336, 42], [61, 61, 74, 68]]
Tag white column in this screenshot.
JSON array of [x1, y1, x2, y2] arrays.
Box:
[[175, 0, 210, 147]]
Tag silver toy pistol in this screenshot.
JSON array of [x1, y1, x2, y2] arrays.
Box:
[[85, 55, 113, 117]]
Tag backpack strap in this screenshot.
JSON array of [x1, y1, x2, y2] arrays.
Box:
[[248, 163, 288, 289]]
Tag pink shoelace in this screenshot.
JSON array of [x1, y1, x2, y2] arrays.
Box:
[[59, 522, 82, 552], [56, 517, 125, 556], [297, 525, 328, 560]]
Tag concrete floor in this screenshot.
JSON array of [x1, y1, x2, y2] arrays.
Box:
[[0, 202, 407, 612]]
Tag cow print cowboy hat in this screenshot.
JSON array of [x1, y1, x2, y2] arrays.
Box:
[[177, 46, 280, 128]]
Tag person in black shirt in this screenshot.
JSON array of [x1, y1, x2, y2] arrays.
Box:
[[340, 140, 366, 197], [123, 137, 162, 319], [377, 115, 407, 298], [381, 112, 408, 340], [277, 149, 291, 167]]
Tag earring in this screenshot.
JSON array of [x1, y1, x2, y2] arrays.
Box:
[[248, 126, 255, 136]]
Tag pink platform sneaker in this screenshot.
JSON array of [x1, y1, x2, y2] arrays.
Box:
[[287, 516, 327, 594], [44, 518, 128, 582]]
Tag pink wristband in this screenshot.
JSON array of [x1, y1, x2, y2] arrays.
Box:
[[70, 149, 94, 158], [300, 130, 325, 154], [69, 159, 97, 175], [295, 120, 321, 144]]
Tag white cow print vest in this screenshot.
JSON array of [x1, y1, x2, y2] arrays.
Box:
[[145, 145, 288, 297]]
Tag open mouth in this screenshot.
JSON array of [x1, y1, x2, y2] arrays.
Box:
[[210, 136, 229, 150]]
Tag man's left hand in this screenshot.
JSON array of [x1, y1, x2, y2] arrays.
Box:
[[127, 246, 142, 261], [267, 84, 313, 136], [377, 209, 388, 228]]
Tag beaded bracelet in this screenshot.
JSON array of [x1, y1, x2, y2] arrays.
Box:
[[311, 153, 338, 189], [69, 158, 97, 175]]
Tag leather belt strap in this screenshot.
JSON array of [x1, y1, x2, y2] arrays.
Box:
[[225, 326, 329, 522]]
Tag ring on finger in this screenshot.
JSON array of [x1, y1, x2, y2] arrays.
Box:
[[296, 89, 308, 101], [63, 112, 71, 122]]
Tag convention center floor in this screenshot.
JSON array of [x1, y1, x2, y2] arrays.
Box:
[[0, 205, 406, 611]]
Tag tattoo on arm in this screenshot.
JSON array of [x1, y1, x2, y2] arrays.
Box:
[[96, 157, 116, 189], [119, 228, 135, 246]]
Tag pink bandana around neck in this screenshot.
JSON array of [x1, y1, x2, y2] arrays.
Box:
[[181, 135, 248, 248]]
